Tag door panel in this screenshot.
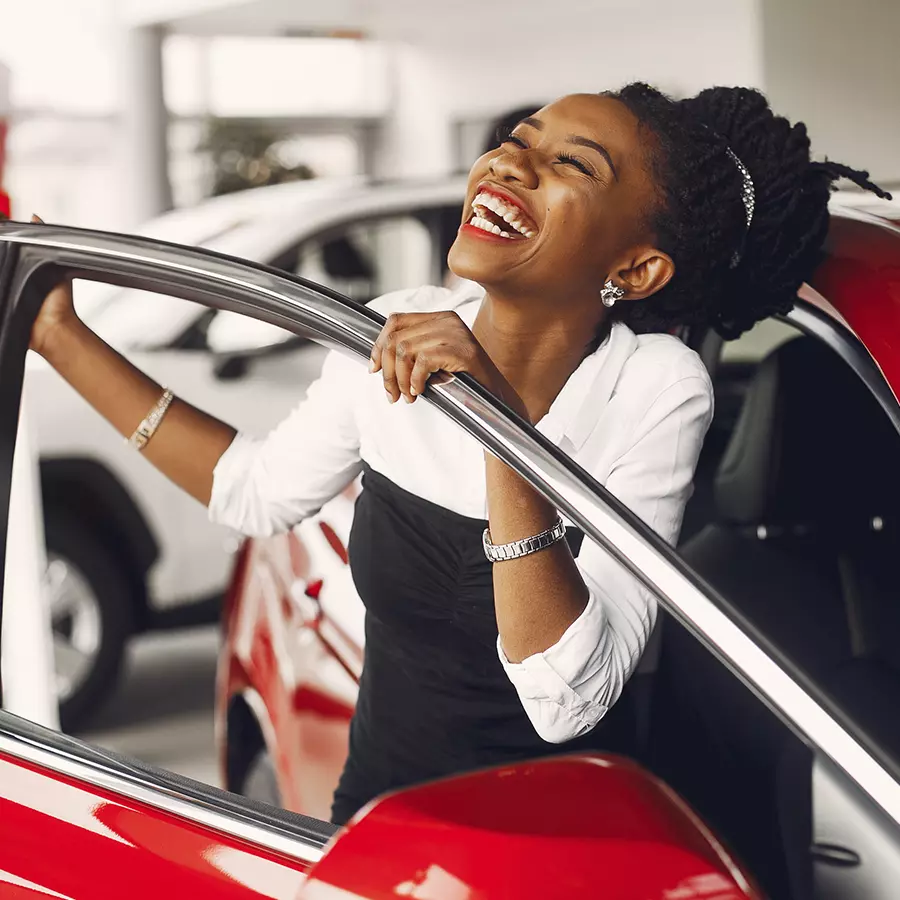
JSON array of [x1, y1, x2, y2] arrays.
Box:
[[812, 756, 900, 899]]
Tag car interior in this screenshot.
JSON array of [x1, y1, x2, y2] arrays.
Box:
[[633, 319, 900, 899]]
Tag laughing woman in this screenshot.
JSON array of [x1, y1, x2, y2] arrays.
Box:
[[30, 84, 889, 825]]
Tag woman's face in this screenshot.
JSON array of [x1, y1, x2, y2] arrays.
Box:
[[448, 93, 660, 302]]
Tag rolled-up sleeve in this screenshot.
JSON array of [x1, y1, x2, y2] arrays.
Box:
[[498, 374, 714, 743], [209, 348, 366, 537]]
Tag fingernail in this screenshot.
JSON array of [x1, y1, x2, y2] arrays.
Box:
[[368, 359, 376, 373], [385, 391, 394, 403], [409, 386, 417, 396], [403, 394, 414, 403]]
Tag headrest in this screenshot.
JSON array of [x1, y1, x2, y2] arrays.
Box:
[[714, 337, 900, 531]]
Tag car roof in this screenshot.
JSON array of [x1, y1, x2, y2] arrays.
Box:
[[134, 176, 465, 253], [202, 176, 467, 264], [78, 176, 469, 347]]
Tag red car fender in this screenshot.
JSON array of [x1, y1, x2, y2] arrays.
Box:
[[300, 755, 765, 900]]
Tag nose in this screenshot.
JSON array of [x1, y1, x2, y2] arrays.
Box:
[[489, 148, 539, 189]]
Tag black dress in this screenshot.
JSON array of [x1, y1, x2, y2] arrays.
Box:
[[330, 463, 636, 825]]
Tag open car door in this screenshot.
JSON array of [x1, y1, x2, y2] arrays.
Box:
[[0, 220, 899, 899]]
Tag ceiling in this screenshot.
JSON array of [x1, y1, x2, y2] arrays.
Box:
[[124, 0, 723, 40]]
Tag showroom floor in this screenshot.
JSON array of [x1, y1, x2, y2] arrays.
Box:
[[76, 624, 221, 789]]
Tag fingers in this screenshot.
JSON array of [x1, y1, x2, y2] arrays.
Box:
[[31, 214, 45, 224], [409, 353, 437, 399], [371, 311, 476, 404], [392, 333, 416, 403], [378, 318, 401, 403]]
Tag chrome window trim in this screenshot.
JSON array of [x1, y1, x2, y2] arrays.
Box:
[[1, 223, 899, 843], [0, 711, 332, 864], [784, 303, 900, 436]]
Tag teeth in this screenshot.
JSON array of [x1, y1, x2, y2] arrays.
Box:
[[469, 215, 514, 238], [471, 191, 536, 237]]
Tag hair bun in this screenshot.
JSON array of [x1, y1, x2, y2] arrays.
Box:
[[608, 82, 890, 339]]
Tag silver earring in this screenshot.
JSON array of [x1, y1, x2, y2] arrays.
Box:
[[601, 280, 625, 308]]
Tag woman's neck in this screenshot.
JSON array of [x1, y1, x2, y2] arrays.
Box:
[[471, 290, 606, 423]]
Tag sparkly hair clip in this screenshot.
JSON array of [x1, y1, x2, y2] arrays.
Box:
[[725, 147, 756, 228], [724, 147, 755, 267]]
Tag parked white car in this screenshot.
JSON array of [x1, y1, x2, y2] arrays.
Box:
[[26, 175, 467, 727]]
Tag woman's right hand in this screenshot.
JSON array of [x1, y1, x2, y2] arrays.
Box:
[[28, 215, 79, 358]]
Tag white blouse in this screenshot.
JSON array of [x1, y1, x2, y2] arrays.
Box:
[[209, 281, 714, 744]]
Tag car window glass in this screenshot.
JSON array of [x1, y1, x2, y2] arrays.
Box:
[[720, 316, 796, 363], [294, 215, 433, 303], [83, 285, 210, 351], [679, 314, 900, 773], [11, 284, 327, 750]]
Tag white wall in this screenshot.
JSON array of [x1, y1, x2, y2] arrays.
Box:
[[761, 0, 900, 186], [423, 0, 764, 119]]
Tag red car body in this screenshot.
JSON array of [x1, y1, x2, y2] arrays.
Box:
[[0, 751, 312, 897]]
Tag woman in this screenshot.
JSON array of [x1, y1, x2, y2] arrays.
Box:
[[30, 84, 889, 825]]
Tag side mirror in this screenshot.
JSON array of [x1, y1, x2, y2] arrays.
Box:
[[321, 235, 374, 280], [212, 354, 250, 381], [299, 755, 762, 900]]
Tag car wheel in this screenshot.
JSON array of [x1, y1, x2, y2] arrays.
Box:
[[44, 514, 134, 732], [242, 750, 282, 808]]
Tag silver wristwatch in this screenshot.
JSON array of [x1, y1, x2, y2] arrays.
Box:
[[482, 516, 566, 562]]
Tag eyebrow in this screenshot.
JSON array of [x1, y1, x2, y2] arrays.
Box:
[[519, 117, 619, 181]]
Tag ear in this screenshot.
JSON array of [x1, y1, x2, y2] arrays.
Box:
[[614, 246, 675, 301]]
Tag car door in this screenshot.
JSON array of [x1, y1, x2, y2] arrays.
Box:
[[667, 296, 900, 899], [2, 220, 900, 898], [0, 230, 346, 897]]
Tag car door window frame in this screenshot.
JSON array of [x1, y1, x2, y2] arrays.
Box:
[[784, 302, 900, 437], [1, 222, 899, 850]]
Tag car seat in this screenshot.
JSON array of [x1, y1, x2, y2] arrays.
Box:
[[651, 335, 900, 899]]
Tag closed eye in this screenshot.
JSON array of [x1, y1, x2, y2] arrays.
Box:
[[496, 126, 599, 179], [556, 153, 595, 177], [496, 125, 528, 150]]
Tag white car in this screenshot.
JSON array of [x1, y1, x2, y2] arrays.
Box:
[[27, 176, 467, 727]]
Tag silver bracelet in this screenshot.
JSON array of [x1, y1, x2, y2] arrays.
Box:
[[127, 388, 174, 452], [482, 516, 566, 563]]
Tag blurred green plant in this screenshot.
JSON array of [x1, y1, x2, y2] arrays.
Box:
[[200, 119, 315, 197]]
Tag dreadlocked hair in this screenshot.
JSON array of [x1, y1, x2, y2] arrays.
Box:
[[604, 83, 891, 339]]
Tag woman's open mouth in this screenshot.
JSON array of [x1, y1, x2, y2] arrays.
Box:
[[465, 190, 538, 240]]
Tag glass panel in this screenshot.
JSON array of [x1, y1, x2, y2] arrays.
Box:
[[680, 315, 900, 771], [294, 215, 433, 303], [10, 284, 328, 794]]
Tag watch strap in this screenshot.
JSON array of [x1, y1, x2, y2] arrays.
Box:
[[482, 516, 566, 562]]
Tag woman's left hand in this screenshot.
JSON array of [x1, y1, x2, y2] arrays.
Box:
[[370, 311, 520, 411]]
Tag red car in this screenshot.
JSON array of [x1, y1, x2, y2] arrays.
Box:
[[0, 202, 897, 898]]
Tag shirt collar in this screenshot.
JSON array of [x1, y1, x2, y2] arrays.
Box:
[[536, 322, 638, 452], [454, 291, 638, 454]]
